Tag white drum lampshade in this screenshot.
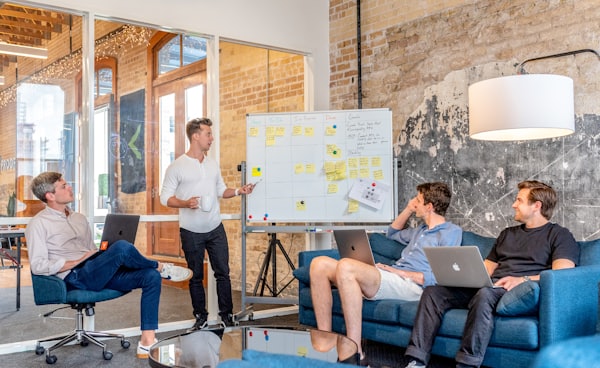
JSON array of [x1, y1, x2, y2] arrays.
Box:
[[468, 74, 574, 141]]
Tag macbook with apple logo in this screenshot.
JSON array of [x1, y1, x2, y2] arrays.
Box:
[[333, 229, 376, 266], [423, 246, 497, 288]]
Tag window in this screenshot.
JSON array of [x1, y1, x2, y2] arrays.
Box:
[[157, 35, 206, 75]]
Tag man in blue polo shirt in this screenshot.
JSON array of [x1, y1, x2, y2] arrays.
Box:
[[310, 182, 462, 364]]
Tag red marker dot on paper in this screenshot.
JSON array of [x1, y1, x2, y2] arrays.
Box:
[[372, 182, 376, 187]]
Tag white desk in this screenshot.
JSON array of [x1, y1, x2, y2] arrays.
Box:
[[0, 228, 25, 311]]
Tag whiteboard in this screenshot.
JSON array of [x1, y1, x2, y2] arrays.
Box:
[[245, 109, 394, 223]]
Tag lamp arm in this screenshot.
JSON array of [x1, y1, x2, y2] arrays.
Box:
[[517, 48, 600, 74]]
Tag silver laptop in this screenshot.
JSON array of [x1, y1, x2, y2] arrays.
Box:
[[333, 229, 376, 266], [424, 246, 498, 288]]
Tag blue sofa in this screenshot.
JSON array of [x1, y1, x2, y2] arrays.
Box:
[[294, 231, 600, 368]]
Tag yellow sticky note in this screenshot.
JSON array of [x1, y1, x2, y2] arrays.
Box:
[[324, 161, 335, 173], [359, 157, 369, 166], [294, 163, 304, 174], [373, 169, 384, 180], [297, 346, 308, 357], [326, 172, 336, 181], [296, 200, 306, 211], [348, 158, 358, 168], [325, 126, 337, 135], [293, 126, 303, 136], [266, 126, 276, 136], [266, 136, 276, 146], [249, 127, 259, 137], [349, 169, 358, 179], [335, 161, 346, 172], [251, 167, 262, 177], [305, 163, 316, 174], [371, 157, 381, 167], [348, 199, 359, 213], [305, 127, 314, 136], [327, 183, 338, 194], [335, 171, 347, 181], [275, 126, 285, 136], [327, 144, 341, 158], [359, 168, 370, 178]]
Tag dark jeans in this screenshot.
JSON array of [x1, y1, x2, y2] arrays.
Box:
[[64, 240, 161, 330], [180, 223, 232, 319], [405, 285, 506, 367]]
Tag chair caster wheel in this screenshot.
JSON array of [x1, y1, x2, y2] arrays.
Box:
[[46, 355, 57, 364], [121, 340, 130, 349], [80, 339, 89, 347], [103, 351, 113, 360], [35, 346, 45, 355]]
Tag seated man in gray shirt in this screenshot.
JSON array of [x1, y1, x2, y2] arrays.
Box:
[[26, 171, 192, 359]]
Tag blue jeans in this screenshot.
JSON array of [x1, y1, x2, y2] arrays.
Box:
[[405, 285, 506, 367], [180, 223, 232, 318], [64, 240, 161, 331]]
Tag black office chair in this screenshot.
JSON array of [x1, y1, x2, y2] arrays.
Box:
[[31, 273, 131, 364]]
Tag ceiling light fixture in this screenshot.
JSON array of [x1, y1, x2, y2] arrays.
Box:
[[0, 76, 4, 85], [0, 42, 48, 59], [468, 49, 600, 141]]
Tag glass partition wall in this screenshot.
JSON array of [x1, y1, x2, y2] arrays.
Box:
[[0, 2, 306, 272]]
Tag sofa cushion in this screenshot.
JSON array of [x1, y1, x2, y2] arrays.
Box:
[[461, 231, 495, 258], [368, 232, 404, 264], [577, 239, 600, 266], [496, 281, 540, 316]]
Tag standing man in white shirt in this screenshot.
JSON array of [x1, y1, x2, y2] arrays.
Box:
[[160, 117, 254, 330]]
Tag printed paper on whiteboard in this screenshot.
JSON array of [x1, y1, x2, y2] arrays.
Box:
[[348, 178, 390, 210]]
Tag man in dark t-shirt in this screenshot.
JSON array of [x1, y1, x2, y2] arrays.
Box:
[[404, 180, 579, 368]]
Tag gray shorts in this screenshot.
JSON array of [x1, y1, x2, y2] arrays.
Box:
[[366, 268, 423, 301]]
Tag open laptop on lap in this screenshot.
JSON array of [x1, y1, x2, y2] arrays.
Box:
[[424, 246, 499, 288], [333, 229, 376, 266], [73, 214, 140, 268]]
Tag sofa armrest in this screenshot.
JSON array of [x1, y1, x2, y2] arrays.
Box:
[[538, 264, 600, 346], [298, 249, 340, 267]]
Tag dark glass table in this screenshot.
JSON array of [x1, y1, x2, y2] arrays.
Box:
[[148, 325, 358, 368]]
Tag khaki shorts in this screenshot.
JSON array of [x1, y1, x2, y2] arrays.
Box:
[[366, 268, 423, 301]]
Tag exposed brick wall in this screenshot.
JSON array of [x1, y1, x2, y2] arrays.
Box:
[[219, 42, 305, 295]]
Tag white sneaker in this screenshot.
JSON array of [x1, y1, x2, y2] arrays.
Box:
[[136, 338, 157, 359], [160, 263, 192, 282], [405, 360, 426, 368]]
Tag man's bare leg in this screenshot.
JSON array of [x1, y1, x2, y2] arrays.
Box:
[[336, 258, 381, 356], [310, 256, 339, 333]]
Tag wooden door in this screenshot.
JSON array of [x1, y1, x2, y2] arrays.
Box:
[[148, 73, 206, 257]]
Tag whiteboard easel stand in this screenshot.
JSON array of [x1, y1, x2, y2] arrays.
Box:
[[253, 231, 296, 297], [235, 161, 299, 322], [234, 158, 399, 322]]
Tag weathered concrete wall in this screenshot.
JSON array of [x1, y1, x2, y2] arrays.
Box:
[[330, 0, 600, 240]]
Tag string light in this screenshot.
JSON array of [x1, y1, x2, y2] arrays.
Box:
[[0, 25, 152, 108]]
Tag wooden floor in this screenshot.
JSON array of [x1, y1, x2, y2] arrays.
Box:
[[0, 254, 31, 288]]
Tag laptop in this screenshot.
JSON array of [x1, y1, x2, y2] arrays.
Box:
[[424, 246, 499, 288], [73, 214, 140, 267], [333, 229, 376, 266]]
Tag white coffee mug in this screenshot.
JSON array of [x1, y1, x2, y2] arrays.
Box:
[[201, 195, 214, 212]]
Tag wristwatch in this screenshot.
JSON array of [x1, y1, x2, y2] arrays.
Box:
[[523, 275, 531, 282]]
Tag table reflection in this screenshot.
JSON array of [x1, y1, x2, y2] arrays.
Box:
[[149, 326, 358, 368]]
